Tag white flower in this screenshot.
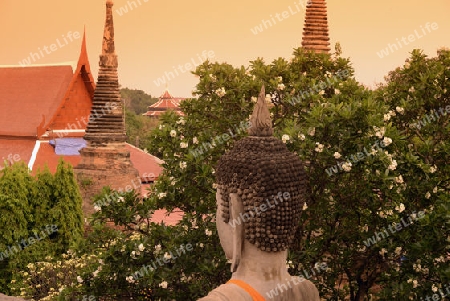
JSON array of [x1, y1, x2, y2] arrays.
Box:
[[396, 107, 405, 114], [433, 186, 438, 194], [308, 127, 316, 136], [413, 263, 422, 272], [429, 165, 437, 173], [158, 124, 165, 130], [302, 203, 308, 210], [158, 192, 167, 199], [388, 160, 397, 170], [126, 276, 135, 283], [384, 114, 391, 122], [342, 162, 352, 172], [432, 284, 438, 293], [170, 130, 177, 137], [373, 126, 386, 138], [199, 243, 204, 248], [159, 281, 168, 289], [395, 203, 405, 213], [362, 225, 369, 232], [334, 152, 341, 159], [298, 133, 305, 140], [379, 248, 387, 256], [277, 76, 283, 82], [154, 244, 162, 253], [176, 117, 186, 125], [395, 247, 402, 255], [138, 243, 145, 252], [193, 137, 199, 144], [118, 196, 125, 203], [282, 134, 290, 144], [251, 96, 257, 103], [277, 83, 285, 91], [265, 94, 272, 103], [315, 143, 324, 153], [425, 192, 431, 199], [77, 276, 83, 283], [383, 137, 393, 146], [409, 86, 415, 93], [334, 89, 341, 94], [212, 183, 218, 189], [205, 229, 213, 236], [163, 252, 172, 260], [413, 279, 418, 288], [94, 205, 101, 212], [180, 162, 187, 169], [395, 175, 404, 184], [131, 251, 137, 258], [180, 142, 188, 148], [215, 87, 226, 98], [319, 90, 325, 95]]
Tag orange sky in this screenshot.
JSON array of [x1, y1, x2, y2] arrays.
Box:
[[1, 0, 449, 97]]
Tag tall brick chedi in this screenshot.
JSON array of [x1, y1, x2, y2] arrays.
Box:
[[75, 0, 140, 215], [301, 0, 331, 53]]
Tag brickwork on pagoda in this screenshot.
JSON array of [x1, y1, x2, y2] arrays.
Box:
[[301, 0, 331, 53], [74, 0, 140, 216]]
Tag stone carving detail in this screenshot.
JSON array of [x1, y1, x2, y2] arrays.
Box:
[[75, 0, 140, 215]]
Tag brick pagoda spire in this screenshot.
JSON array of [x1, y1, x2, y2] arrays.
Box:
[[301, 0, 331, 53], [75, 0, 140, 215]]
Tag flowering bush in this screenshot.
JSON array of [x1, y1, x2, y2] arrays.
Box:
[[11, 48, 449, 301]]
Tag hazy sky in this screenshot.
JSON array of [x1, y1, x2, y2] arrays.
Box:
[[1, 0, 449, 97]]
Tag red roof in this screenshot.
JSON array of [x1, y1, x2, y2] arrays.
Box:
[[126, 144, 163, 182], [0, 139, 163, 183], [31, 141, 80, 174], [143, 89, 185, 117], [0, 139, 35, 169], [0, 66, 73, 138]]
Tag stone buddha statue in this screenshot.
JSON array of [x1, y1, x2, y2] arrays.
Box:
[[199, 86, 320, 301]]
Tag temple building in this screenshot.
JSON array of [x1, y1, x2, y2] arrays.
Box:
[[0, 26, 162, 215], [301, 0, 331, 53], [0, 32, 95, 172], [143, 88, 185, 117]]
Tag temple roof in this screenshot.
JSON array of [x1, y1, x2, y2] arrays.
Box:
[[143, 89, 185, 117], [301, 0, 331, 53], [0, 65, 73, 138], [0, 31, 95, 139], [0, 139, 163, 182]]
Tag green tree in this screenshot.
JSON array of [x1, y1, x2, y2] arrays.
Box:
[[13, 48, 450, 301], [121, 88, 158, 115], [0, 161, 84, 296], [125, 108, 160, 148]]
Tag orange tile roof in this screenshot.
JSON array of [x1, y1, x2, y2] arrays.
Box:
[[126, 143, 163, 182], [143, 89, 185, 116], [0, 139, 35, 170], [0, 139, 163, 185], [0, 66, 73, 138], [32, 141, 81, 174]]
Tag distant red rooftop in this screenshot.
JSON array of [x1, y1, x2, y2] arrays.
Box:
[[143, 89, 185, 117]]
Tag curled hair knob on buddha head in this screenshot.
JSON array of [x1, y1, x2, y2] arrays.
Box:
[[247, 85, 273, 137]]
